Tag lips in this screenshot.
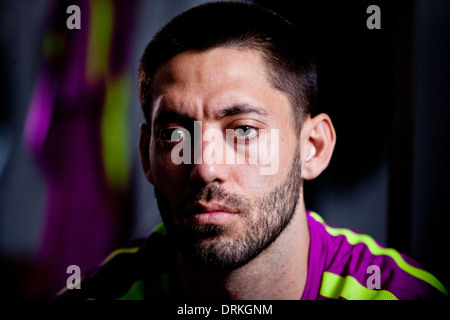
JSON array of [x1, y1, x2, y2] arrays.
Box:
[[185, 202, 239, 225]]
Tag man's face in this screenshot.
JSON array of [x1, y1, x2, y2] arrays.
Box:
[[146, 47, 303, 271]]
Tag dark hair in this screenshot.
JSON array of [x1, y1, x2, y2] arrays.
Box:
[[138, 1, 317, 134]]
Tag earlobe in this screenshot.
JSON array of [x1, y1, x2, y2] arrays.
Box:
[[301, 114, 336, 180], [139, 123, 154, 185]]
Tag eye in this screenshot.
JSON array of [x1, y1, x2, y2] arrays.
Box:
[[158, 128, 189, 143], [228, 126, 259, 139]]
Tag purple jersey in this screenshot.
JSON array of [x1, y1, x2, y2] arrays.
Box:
[[55, 211, 448, 300], [301, 211, 448, 300]]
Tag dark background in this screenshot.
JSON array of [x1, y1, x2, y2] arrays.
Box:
[[1, 0, 449, 298]]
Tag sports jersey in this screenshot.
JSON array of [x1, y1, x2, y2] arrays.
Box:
[[54, 211, 448, 300]]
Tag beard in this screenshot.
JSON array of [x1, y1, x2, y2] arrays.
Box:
[[154, 146, 302, 272]]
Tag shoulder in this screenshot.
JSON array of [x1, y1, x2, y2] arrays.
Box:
[[53, 223, 173, 300], [307, 212, 449, 300]]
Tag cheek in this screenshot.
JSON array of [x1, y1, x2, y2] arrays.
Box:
[[278, 136, 293, 168], [228, 130, 295, 193], [228, 164, 276, 198], [249, 140, 294, 189], [150, 145, 190, 194]]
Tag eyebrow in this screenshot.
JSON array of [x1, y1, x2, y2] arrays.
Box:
[[153, 104, 269, 127], [216, 104, 269, 119], [153, 110, 192, 127]]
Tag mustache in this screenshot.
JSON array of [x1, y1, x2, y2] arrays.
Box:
[[177, 184, 251, 216]]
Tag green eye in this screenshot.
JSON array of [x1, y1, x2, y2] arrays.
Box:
[[232, 126, 258, 139], [159, 128, 188, 142], [171, 129, 186, 142]]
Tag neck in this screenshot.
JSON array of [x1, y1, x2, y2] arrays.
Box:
[[176, 204, 310, 300]]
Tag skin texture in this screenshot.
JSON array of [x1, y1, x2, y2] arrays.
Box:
[[140, 47, 336, 299]]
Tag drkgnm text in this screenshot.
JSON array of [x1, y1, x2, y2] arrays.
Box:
[[177, 304, 272, 317]]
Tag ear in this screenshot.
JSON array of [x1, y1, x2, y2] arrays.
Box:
[[300, 113, 336, 180], [139, 123, 154, 185]]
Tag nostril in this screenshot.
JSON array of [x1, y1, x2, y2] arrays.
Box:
[[189, 162, 228, 184]]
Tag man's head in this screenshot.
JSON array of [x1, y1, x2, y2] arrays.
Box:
[[138, 1, 317, 135], [139, 2, 336, 271]]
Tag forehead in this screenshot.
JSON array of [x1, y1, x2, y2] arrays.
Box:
[[151, 47, 291, 122], [154, 47, 266, 92]]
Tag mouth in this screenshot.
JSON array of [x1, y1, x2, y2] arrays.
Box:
[[185, 202, 240, 225]]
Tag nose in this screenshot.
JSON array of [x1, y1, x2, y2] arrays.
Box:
[[189, 161, 229, 184], [189, 137, 229, 184]]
